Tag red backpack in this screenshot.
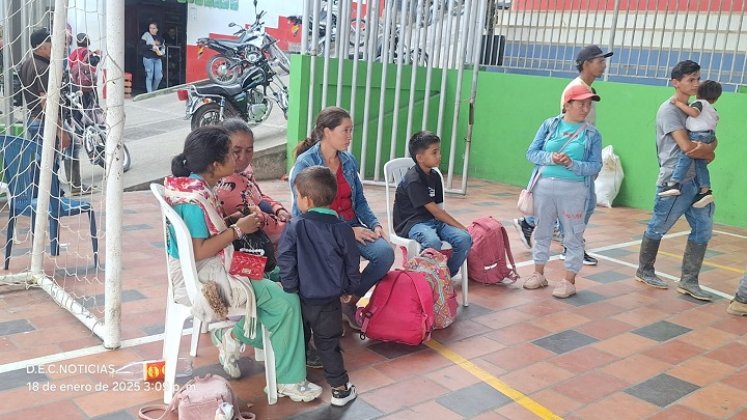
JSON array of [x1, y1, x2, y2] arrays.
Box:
[[406, 248, 457, 329], [70, 50, 96, 92], [356, 270, 434, 346], [467, 216, 519, 284]]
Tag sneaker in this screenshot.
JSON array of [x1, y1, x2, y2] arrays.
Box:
[[552, 225, 563, 242], [523, 272, 548, 289], [512, 218, 534, 249], [658, 183, 682, 197], [306, 347, 323, 369], [559, 248, 598, 266], [277, 380, 323, 402], [331, 382, 357, 407], [211, 327, 244, 379], [727, 298, 747, 316], [552, 279, 577, 298], [692, 190, 714, 208], [341, 302, 361, 331]]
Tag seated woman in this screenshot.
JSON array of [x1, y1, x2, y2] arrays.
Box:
[[164, 126, 322, 402], [217, 119, 291, 246], [291, 107, 395, 329]]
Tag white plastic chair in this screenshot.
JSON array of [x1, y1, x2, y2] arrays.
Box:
[[383, 158, 469, 306], [150, 184, 278, 405]]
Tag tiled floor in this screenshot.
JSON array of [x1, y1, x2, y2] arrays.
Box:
[[1, 178, 746, 419]]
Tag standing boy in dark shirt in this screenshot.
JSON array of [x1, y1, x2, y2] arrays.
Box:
[[278, 166, 360, 407], [393, 131, 473, 276]]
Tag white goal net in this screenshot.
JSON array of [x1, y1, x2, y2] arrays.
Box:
[[1, 0, 125, 349]]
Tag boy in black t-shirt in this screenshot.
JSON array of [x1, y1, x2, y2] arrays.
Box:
[[393, 132, 473, 276]]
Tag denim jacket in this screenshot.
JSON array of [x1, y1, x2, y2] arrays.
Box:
[[291, 142, 381, 229], [525, 115, 603, 190]]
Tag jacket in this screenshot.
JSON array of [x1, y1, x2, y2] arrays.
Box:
[[18, 53, 50, 120], [525, 115, 603, 190], [277, 210, 361, 304], [291, 142, 380, 229]]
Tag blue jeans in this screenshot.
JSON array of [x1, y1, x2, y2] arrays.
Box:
[[408, 220, 473, 276], [143, 57, 163, 93], [671, 130, 714, 189], [356, 236, 395, 297], [26, 120, 62, 196], [644, 179, 714, 245]]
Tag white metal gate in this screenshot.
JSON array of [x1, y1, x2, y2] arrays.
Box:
[[298, 0, 489, 194]]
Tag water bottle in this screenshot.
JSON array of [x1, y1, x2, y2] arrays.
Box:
[[113, 357, 193, 382]]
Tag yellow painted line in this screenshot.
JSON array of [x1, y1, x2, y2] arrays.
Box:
[[425, 339, 563, 420], [658, 251, 745, 274]]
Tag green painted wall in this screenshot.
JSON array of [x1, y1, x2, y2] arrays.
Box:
[[287, 55, 747, 228], [472, 72, 747, 228], [287, 54, 471, 179]]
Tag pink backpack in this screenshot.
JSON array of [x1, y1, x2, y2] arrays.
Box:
[[406, 248, 457, 329], [467, 216, 520, 284], [356, 269, 435, 346]]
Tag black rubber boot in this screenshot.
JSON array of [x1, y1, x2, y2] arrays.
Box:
[[635, 236, 668, 288], [676, 241, 712, 301]]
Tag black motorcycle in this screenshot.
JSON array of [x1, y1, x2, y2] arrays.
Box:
[[197, 0, 290, 85], [180, 53, 289, 129], [62, 89, 132, 172]]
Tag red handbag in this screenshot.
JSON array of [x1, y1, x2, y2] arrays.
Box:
[[229, 251, 267, 280]]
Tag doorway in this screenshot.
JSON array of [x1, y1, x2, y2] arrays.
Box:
[[124, 0, 187, 94]]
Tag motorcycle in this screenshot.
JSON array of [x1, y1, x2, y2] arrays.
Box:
[[198, 0, 291, 85], [180, 52, 289, 130], [288, 0, 370, 55], [62, 89, 132, 172]]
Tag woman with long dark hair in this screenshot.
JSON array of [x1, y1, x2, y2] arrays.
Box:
[[164, 126, 322, 402], [291, 107, 395, 329]]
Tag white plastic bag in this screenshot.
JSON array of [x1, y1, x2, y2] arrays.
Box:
[[594, 145, 624, 208]]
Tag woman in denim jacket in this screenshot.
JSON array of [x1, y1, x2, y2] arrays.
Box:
[[522, 85, 603, 299], [291, 107, 395, 329]]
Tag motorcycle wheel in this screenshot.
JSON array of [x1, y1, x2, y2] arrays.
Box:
[[83, 126, 106, 168], [206, 55, 241, 85], [191, 103, 239, 130], [121, 144, 132, 172]]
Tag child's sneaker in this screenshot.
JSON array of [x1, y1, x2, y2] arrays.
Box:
[[211, 327, 244, 379], [692, 190, 714, 208], [331, 382, 357, 407], [276, 380, 323, 402], [658, 183, 682, 197]]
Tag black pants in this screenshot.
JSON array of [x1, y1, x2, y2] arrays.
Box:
[[301, 299, 348, 388]]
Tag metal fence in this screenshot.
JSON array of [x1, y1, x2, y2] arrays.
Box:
[[486, 1, 747, 91]]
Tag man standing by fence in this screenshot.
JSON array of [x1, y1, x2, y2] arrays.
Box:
[[514, 45, 613, 267], [635, 60, 716, 301], [18, 28, 71, 193]]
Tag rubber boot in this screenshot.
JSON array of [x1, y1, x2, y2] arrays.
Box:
[[635, 236, 668, 288], [676, 241, 712, 301]]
